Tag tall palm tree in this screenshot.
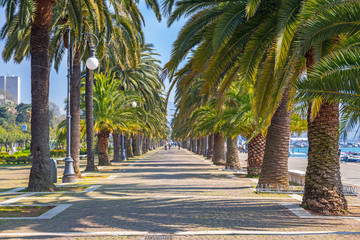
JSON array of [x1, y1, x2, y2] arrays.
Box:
[[92, 73, 143, 165], [162, 0, 290, 184], [295, 41, 360, 215], [1, 0, 56, 191], [51, 0, 145, 177], [84, 68, 98, 171], [108, 44, 166, 157]]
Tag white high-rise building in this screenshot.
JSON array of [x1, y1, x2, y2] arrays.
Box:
[[0, 76, 21, 104]]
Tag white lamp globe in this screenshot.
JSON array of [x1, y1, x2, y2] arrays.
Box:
[[86, 56, 99, 70], [132, 101, 137, 107]]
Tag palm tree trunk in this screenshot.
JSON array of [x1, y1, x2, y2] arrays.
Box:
[[144, 137, 148, 152], [141, 135, 147, 154], [226, 136, 241, 169], [98, 131, 110, 165], [126, 136, 134, 157], [147, 137, 151, 151], [126, 136, 134, 158], [191, 138, 196, 152], [196, 138, 201, 154], [133, 134, 141, 156], [247, 133, 265, 175], [112, 132, 121, 162], [301, 47, 347, 214], [70, 49, 81, 178], [258, 87, 291, 188], [212, 132, 225, 165], [302, 101, 347, 215], [206, 133, 214, 159], [200, 137, 206, 155], [85, 68, 98, 172], [28, 0, 55, 192]]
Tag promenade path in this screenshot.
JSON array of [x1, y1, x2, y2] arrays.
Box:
[[0, 148, 359, 239]]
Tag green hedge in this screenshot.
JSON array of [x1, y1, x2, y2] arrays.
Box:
[[0, 153, 31, 165], [80, 148, 87, 155], [50, 149, 66, 157], [0, 152, 10, 160]]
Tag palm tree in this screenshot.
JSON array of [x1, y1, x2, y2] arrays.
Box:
[[1, 0, 56, 191], [84, 68, 98, 171], [295, 41, 360, 215], [162, 0, 290, 183], [51, 0, 145, 177], [28, 0, 56, 191], [108, 44, 166, 157], [92, 73, 142, 165]]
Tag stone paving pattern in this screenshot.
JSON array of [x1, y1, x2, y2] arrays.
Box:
[[0, 148, 359, 239]]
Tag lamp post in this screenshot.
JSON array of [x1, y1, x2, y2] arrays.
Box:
[[120, 134, 126, 161], [63, 26, 99, 183]]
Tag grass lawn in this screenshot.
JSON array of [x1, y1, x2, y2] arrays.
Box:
[[0, 206, 55, 217]]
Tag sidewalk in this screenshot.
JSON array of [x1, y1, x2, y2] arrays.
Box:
[[0, 148, 359, 239]]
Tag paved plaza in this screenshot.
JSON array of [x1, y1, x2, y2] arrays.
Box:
[[0, 148, 359, 239]]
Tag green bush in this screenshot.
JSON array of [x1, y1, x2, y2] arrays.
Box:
[[80, 148, 87, 155], [16, 156, 31, 164], [0, 151, 31, 165], [0, 152, 10, 161], [14, 150, 30, 155], [50, 149, 66, 157], [5, 156, 16, 164]]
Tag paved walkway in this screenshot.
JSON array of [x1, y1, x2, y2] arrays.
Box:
[[0, 148, 359, 239]]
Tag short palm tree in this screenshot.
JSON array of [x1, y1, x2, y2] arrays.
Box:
[[92, 73, 142, 165]]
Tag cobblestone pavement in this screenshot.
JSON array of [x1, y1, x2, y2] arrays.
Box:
[[0, 148, 359, 239]]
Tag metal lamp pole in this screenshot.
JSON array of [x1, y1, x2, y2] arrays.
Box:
[[63, 26, 99, 183], [120, 134, 126, 161], [62, 26, 76, 183]]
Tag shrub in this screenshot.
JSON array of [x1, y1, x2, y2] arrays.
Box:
[[50, 149, 66, 157], [0, 152, 31, 165], [16, 156, 31, 164], [0, 152, 10, 161], [5, 156, 16, 164], [80, 148, 87, 155]]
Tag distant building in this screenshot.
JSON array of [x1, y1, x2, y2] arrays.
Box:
[[0, 76, 21, 104]]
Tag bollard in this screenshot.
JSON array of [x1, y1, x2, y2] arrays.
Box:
[[50, 158, 57, 183]]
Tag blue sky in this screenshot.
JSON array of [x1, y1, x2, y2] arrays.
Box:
[[0, 3, 185, 113]]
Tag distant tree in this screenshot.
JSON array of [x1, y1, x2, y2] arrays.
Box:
[[0, 90, 16, 107], [49, 102, 63, 128], [0, 107, 11, 124], [15, 103, 31, 124]]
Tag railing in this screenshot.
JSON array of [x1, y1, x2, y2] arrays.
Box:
[[256, 184, 358, 196]]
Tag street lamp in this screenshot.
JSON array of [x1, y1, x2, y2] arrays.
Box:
[[120, 134, 126, 161], [63, 26, 99, 183]]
